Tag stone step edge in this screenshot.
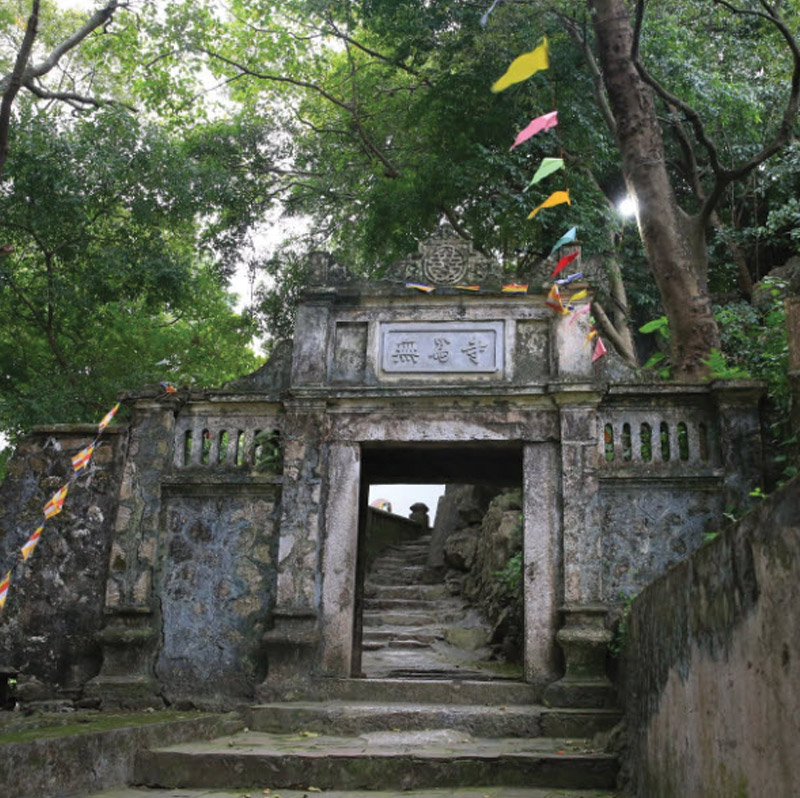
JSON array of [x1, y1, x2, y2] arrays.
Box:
[[133, 740, 618, 791], [249, 700, 620, 713]]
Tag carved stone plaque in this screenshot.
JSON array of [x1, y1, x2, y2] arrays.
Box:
[[381, 321, 504, 374]]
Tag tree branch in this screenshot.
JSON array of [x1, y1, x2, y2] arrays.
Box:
[[24, 80, 136, 111], [551, 8, 617, 138], [592, 298, 637, 366], [24, 1, 125, 81], [200, 48, 356, 115], [325, 16, 432, 86], [632, 0, 800, 225], [700, 0, 800, 219], [0, 0, 39, 182], [344, 39, 401, 178]]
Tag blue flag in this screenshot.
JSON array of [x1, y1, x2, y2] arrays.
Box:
[[549, 226, 578, 256]]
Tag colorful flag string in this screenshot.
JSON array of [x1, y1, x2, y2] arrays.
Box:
[[0, 401, 122, 616], [481, 19, 610, 363], [405, 282, 435, 293]]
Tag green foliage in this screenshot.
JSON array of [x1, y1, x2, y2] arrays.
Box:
[[701, 349, 751, 380], [493, 551, 523, 596], [254, 250, 309, 341], [714, 278, 792, 483], [253, 430, 283, 474], [639, 317, 673, 378], [492, 512, 524, 599], [609, 591, 635, 658], [0, 445, 11, 485], [0, 107, 263, 435]]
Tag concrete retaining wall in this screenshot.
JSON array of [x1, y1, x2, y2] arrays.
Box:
[[620, 478, 800, 797]]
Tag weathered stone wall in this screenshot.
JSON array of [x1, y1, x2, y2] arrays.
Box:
[[156, 485, 281, 707], [619, 478, 800, 798], [0, 425, 127, 699]]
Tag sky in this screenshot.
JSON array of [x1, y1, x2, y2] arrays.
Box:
[[368, 484, 445, 524]]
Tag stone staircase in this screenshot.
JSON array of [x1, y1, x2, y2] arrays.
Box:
[[123, 533, 621, 796], [132, 678, 620, 794], [88, 533, 620, 797], [361, 534, 499, 678]]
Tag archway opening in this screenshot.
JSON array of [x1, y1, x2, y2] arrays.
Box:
[[354, 441, 524, 680]]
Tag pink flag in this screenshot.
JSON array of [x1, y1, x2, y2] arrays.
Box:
[[592, 337, 608, 362], [510, 111, 558, 151]]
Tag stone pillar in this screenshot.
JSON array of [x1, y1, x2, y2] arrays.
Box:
[[522, 442, 562, 687], [259, 403, 327, 697], [319, 442, 361, 677], [543, 386, 615, 708], [712, 380, 765, 507], [86, 399, 177, 708], [551, 385, 604, 604], [409, 502, 430, 529], [544, 605, 615, 708]]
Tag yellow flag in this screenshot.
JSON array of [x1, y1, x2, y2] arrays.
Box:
[[492, 38, 549, 93], [570, 289, 588, 302], [527, 190, 570, 220]]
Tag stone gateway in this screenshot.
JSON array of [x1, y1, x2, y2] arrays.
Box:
[[0, 228, 763, 710]]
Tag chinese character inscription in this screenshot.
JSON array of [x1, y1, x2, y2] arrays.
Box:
[[391, 340, 421, 365], [381, 322, 503, 374]]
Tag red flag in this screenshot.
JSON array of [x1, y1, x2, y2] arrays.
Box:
[[551, 250, 580, 279]]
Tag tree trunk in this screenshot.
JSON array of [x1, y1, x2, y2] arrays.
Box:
[[590, 0, 721, 380]]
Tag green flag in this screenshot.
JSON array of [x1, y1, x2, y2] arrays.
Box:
[[526, 157, 564, 190]]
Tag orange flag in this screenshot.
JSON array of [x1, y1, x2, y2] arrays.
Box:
[[71, 444, 95, 473], [0, 571, 10, 611], [97, 402, 120, 434], [21, 526, 44, 561], [43, 485, 68, 519], [528, 190, 570, 220]]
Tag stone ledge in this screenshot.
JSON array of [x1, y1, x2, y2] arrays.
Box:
[[0, 712, 243, 798]]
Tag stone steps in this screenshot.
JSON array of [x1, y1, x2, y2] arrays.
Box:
[[283, 678, 540, 705], [248, 701, 621, 739], [133, 729, 618, 792], [364, 584, 449, 600], [364, 597, 444, 611], [362, 611, 443, 627], [361, 629, 440, 645]]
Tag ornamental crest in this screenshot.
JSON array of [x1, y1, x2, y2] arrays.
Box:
[[398, 224, 501, 285]]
